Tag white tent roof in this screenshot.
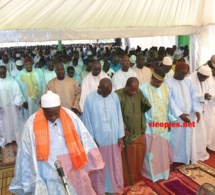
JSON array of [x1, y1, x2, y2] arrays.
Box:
[[1, 0, 215, 42]]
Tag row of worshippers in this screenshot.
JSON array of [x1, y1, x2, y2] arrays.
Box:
[[0, 52, 214, 149], [8, 58, 214, 195], [0, 43, 189, 84]]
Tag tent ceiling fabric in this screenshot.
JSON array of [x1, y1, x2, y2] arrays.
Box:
[[0, 0, 215, 42]]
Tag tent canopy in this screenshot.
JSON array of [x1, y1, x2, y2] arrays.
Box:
[[1, 0, 215, 42]]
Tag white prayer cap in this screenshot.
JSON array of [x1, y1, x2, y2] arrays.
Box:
[[162, 56, 172, 66], [130, 55, 136, 64], [130, 47, 136, 51], [198, 65, 212, 76], [15, 60, 23, 66], [41, 91, 61, 108], [87, 50, 93, 56], [16, 53, 21, 57]]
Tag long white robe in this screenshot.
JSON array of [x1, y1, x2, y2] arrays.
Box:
[[112, 69, 138, 91], [43, 69, 56, 85], [82, 91, 124, 194], [0, 76, 25, 146], [206, 75, 215, 151], [9, 108, 104, 195], [80, 71, 108, 112], [165, 77, 202, 164], [188, 71, 215, 158]]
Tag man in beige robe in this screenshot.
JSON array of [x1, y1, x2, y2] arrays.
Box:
[[132, 54, 152, 85], [46, 62, 81, 116]]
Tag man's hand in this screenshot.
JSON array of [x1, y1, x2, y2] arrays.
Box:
[[23, 102, 28, 110], [118, 138, 124, 151], [124, 129, 129, 140], [195, 112, 200, 123], [179, 114, 190, 123], [141, 128, 146, 134], [204, 93, 212, 100]]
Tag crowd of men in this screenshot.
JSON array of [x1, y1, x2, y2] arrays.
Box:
[[0, 43, 214, 194]]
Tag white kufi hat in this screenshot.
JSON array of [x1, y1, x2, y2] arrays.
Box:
[[198, 65, 212, 76], [41, 91, 61, 108], [16, 60, 23, 66], [162, 56, 172, 66]]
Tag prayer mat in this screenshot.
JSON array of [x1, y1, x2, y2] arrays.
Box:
[[143, 169, 199, 195], [123, 180, 157, 195], [179, 161, 215, 187], [0, 143, 17, 166], [0, 165, 15, 195]]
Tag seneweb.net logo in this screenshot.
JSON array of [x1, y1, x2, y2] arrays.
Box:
[[148, 121, 196, 128]]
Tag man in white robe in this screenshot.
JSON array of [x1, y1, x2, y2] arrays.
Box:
[[165, 62, 202, 165], [11, 60, 24, 78], [189, 66, 214, 160], [80, 61, 108, 112], [16, 58, 46, 121], [0, 66, 25, 146], [9, 91, 104, 195], [0, 54, 16, 75], [82, 78, 124, 194], [132, 54, 152, 85], [112, 55, 138, 91], [43, 60, 56, 84]]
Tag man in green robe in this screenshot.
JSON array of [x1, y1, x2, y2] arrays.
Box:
[[115, 77, 151, 187]]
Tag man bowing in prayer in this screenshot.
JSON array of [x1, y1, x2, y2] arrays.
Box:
[[189, 65, 215, 158], [140, 68, 176, 182], [165, 62, 202, 166], [9, 91, 104, 195], [82, 78, 125, 195], [115, 77, 151, 188]]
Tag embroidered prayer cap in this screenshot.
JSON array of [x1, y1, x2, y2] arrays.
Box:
[[24, 57, 32, 64], [15, 60, 23, 66], [130, 55, 136, 64], [198, 65, 212, 76], [41, 91, 61, 108], [175, 62, 188, 72], [152, 68, 165, 81], [162, 56, 172, 66]]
